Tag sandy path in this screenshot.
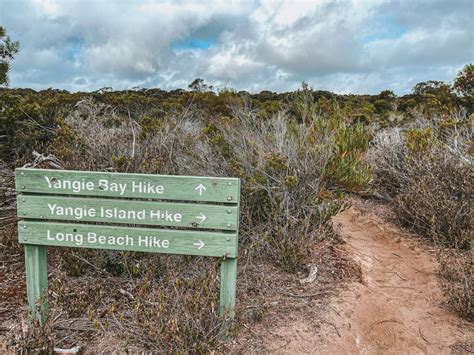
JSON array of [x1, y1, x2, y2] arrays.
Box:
[[265, 205, 473, 354]]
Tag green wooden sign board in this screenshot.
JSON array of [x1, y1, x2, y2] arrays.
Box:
[[15, 168, 240, 325]]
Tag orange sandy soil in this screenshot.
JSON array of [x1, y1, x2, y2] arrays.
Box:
[[229, 202, 473, 354]]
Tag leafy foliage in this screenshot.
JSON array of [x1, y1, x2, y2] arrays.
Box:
[[0, 26, 20, 86], [453, 64, 474, 96]]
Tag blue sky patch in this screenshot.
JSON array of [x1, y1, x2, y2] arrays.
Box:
[[61, 37, 84, 61], [363, 15, 407, 43], [171, 38, 213, 52]]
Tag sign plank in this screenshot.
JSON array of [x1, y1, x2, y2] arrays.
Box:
[[16, 168, 239, 203], [15, 168, 241, 323], [17, 195, 238, 231], [18, 221, 238, 258]]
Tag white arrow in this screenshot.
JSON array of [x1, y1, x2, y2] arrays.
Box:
[[195, 212, 207, 223], [193, 240, 205, 250], [195, 183, 207, 196]]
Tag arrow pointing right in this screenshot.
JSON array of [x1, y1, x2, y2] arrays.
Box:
[[195, 212, 207, 224], [193, 240, 205, 250]]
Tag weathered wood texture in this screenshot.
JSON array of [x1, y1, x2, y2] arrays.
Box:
[[220, 179, 240, 319], [24, 244, 48, 325], [219, 258, 238, 318], [16, 168, 239, 203], [17, 195, 238, 231], [19, 221, 238, 257]]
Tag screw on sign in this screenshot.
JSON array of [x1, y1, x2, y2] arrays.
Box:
[[15, 168, 240, 325]]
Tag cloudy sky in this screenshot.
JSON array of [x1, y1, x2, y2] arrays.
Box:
[[1, 0, 472, 94]]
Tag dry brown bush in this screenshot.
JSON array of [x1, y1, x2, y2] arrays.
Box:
[[369, 118, 472, 249], [57, 96, 345, 271], [438, 251, 473, 322], [369, 117, 473, 319], [394, 154, 472, 249]]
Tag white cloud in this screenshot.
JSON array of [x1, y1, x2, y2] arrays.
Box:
[[1, 0, 471, 94]]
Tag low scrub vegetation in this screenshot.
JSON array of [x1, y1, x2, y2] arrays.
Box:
[[369, 113, 473, 319], [1, 66, 473, 350], [1, 85, 371, 352], [369, 115, 472, 249]]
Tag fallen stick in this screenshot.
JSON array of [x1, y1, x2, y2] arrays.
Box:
[[365, 317, 402, 334], [278, 290, 334, 298]]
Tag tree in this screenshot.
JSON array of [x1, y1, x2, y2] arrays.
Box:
[[0, 26, 20, 86], [188, 78, 212, 92], [378, 90, 396, 100], [453, 64, 473, 96], [412, 80, 451, 96]]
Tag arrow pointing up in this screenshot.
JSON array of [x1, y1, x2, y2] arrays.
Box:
[[195, 212, 207, 224], [195, 183, 206, 196], [193, 240, 205, 250]]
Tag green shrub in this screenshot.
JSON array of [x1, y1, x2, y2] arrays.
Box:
[[327, 123, 372, 192], [405, 127, 433, 155]]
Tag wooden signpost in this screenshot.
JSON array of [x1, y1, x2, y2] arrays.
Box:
[[15, 168, 240, 324]]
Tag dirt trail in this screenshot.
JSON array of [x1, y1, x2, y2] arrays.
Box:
[[264, 204, 473, 354]]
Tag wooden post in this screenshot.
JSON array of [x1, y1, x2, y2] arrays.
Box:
[[219, 257, 237, 319], [24, 244, 48, 325], [219, 178, 240, 320]]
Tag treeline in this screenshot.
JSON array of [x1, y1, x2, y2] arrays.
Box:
[[1, 64, 472, 163]]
